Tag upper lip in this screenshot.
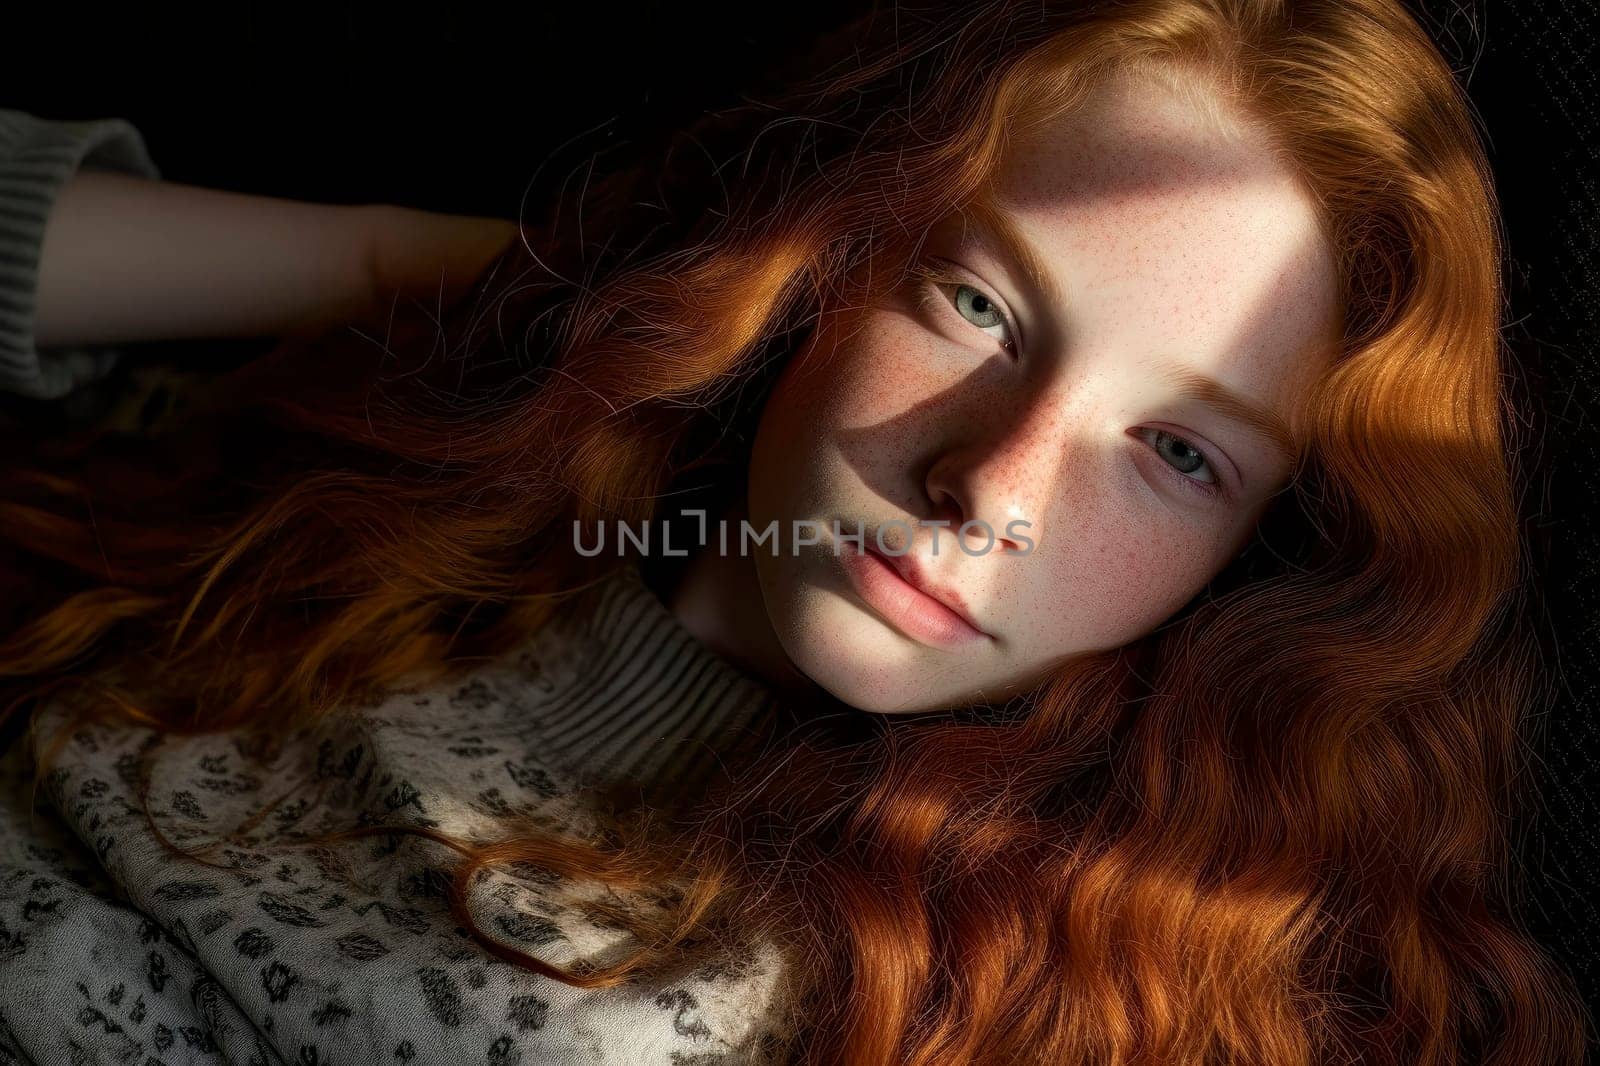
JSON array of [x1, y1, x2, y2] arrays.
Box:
[[864, 545, 989, 637]]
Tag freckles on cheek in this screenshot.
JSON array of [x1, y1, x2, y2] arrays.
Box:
[[1115, 522, 1229, 621], [1037, 517, 1219, 641], [1083, 538, 1155, 613], [822, 317, 946, 419]]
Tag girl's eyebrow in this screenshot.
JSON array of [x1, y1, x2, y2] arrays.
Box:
[[959, 194, 1067, 310], [1160, 364, 1299, 467]]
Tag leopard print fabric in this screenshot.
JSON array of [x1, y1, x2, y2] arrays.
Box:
[[0, 564, 793, 1065]]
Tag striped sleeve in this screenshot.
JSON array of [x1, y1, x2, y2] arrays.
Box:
[[0, 107, 161, 400]]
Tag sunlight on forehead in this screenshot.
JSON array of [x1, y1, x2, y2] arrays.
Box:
[[971, 65, 1341, 461]]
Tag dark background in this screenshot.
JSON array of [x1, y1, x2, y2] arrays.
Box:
[[8, 0, 1596, 1039]]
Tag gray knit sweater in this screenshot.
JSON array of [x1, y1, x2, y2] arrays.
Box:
[[0, 109, 792, 1065], [0, 108, 161, 400]]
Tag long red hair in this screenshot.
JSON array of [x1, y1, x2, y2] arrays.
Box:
[[1, 0, 1586, 1062]]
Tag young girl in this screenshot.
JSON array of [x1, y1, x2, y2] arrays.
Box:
[[0, 1, 1586, 1063]]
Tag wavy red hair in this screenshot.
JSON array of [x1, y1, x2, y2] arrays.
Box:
[[1, 0, 1587, 1062]]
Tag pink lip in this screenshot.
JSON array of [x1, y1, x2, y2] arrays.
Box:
[[837, 542, 989, 648]]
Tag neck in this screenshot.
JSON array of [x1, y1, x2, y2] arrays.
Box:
[[653, 495, 816, 696]]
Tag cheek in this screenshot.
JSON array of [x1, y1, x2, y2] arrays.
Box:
[[751, 312, 946, 491], [778, 310, 947, 426], [1099, 521, 1213, 619], [1014, 505, 1229, 655]]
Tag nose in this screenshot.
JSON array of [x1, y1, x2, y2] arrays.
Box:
[[922, 393, 1073, 554]]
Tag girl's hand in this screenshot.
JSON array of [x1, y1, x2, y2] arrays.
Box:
[[360, 205, 520, 327]]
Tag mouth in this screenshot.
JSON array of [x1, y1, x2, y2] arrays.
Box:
[[837, 540, 990, 648]]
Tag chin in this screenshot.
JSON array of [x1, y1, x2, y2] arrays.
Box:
[[761, 598, 915, 713], [756, 549, 979, 714], [767, 590, 967, 715]]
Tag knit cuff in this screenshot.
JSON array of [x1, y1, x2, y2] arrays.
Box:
[[0, 108, 162, 400]]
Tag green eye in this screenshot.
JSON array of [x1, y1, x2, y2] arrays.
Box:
[[1136, 427, 1222, 499], [955, 285, 1004, 328], [947, 283, 1016, 352]]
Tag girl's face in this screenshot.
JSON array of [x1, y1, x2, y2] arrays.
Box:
[[744, 68, 1342, 713]]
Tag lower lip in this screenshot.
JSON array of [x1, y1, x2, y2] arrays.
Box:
[[838, 544, 987, 648]]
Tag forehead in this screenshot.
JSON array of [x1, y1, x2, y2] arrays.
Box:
[[982, 68, 1340, 396]]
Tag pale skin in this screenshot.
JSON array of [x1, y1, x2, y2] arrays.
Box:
[[668, 68, 1345, 714]]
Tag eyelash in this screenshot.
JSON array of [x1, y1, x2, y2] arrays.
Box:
[[911, 261, 1226, 502], [910, 262, 1019, 356], [1135, 427, 1224, 500]]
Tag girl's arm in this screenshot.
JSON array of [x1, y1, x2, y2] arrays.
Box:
[[34, 169, 518, 348]]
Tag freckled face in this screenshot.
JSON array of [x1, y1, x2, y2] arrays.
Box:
[[745, 68, 1342, 714]]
